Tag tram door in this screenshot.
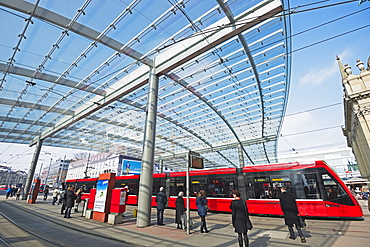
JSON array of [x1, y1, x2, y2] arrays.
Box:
[[298, 173, 326, 217]]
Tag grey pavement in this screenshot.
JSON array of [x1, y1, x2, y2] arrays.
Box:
[[1, 195, 369, 247]]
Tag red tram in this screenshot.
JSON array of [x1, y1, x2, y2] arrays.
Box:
[[66, 161, 363, 220]]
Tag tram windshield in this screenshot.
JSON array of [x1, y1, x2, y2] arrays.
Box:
[[321, 173, 347, 201]]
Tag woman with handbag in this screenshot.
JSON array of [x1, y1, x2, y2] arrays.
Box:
[[230, 190, 252, 247], [196, 189, 209, 233]]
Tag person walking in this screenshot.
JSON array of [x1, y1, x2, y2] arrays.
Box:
[[230, 190, 252, 247], [52, 188, 59, 205], [64, 187, 76, 218], [16, 187, 21, 200], [5, 186, 12, 199], [74, 188, 83, 212], [60, 188, 67, 214], [175, 191, 185, 229], [279, 186, 306, 243], [196, 189, 209, 233], [43, 187, 49, 201], [156, 187, 167, 225]]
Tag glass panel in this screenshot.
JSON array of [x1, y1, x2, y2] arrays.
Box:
[[321, 173, 347, 200], [300, 173, 321, 199]]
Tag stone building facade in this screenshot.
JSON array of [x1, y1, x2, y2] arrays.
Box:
[[339, 56, 370, 179]]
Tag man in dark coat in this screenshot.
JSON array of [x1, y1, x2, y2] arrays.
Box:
[[60, 188, 67, 214], [156, 187, 167, 225], [64, 187, 76, 218], [279, 186, 306, 243]]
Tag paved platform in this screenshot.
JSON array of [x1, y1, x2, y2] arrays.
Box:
[[1, 195, 370, 247]]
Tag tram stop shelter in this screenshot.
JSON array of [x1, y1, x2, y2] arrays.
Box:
[[0, 0, 292, 227]]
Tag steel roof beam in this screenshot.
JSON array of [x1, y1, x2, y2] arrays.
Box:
[[0, 98, 74, 115], [0, 63, 105, 95], [217, 0, 269, 162], [159, 135, 277, 160]]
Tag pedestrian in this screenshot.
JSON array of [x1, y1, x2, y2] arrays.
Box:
[[175, 191, 185, 229], [74, 188, 83, 212], [279, 186, 306, 243], [52, 188, 59, 205], [16, 187, 21, 200], [6, 186, 12, 199], [64, 187, 76, 218], [60, 188, 67, 214], [155, 187, 167, 225], [11, 186, 16, 197], [43, 187, 49, 201], [196, 189, 209, 233], [230, 190, 252, 247]]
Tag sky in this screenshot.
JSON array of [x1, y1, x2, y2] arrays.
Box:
[[0, 0, 369, 171]]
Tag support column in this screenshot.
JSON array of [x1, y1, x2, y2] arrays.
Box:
[[160, 158, 163, 173], [22, 137, 43, 200], [238, 143, 245, 168], [137, 67, 159, 227]]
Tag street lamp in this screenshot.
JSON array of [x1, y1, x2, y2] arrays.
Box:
[[84, 153, 92, 179]]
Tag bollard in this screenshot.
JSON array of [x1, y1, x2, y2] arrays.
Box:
[[82, 198, 89, 217], [133, 209, 137, 217]]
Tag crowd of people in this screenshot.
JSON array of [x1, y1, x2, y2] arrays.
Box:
[[5, 186, 21, 200], [155, 186, 308, 247]]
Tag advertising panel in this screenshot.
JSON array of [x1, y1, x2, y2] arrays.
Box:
[[122, 160, 142, 175], [93, 180, 109, 212], [119, 190, 127, 205]]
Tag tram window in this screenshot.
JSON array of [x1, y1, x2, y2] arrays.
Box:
[[153, 179, 164, 195], [191, 178, 207, 197], [206, 176, 236, 198], [250, 176, 291, 199], [169, 177, 185, 196], [300, 173, 321, 199], [321, 173, 347, 201]]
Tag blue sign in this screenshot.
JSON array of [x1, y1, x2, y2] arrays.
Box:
[[122, 160, 142, 175]]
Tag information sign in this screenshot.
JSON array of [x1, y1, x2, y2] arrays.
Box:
[[93, 180, 109, 212]]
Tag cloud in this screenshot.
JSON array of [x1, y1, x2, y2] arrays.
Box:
[[298, 47, 354, 86], [299, 62, 338, 86]]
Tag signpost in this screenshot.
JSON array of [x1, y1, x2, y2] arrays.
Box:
[[186, 151, 203, 235]]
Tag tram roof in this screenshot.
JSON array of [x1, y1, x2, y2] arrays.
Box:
[[0, 0, 292, 171]]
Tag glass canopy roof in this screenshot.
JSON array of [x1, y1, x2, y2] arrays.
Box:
[[0, 0, 291, 171]]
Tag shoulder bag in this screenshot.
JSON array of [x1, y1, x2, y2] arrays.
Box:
[[243, 200, 253, 230]]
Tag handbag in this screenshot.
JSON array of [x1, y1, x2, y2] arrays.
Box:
[[204, 204, 209, 211], [299, 216, 306, 228], [243, 200, 253, 230], [181, 213, 194, 228]]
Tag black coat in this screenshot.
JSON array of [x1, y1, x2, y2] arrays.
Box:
[[175, 196, 185, 223], [279, 191, 299, 227], [75, 191, 83, 204], [66, 190, 76, 208], [230, 199, 250, 233], [156, 191, 167, 210]]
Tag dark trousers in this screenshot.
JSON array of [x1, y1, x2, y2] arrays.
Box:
[[52, 197, 58, 205], [157, 208, 164, 225], [200, 215, 208, 232], [61, 201, 66, 214], [64, 207, 72, 218], [288, 225, 304, 238], [238, 233, 249, 247]]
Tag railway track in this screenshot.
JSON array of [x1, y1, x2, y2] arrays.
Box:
[[0, 211, 63, 247], [0, 201, 134, 247]]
